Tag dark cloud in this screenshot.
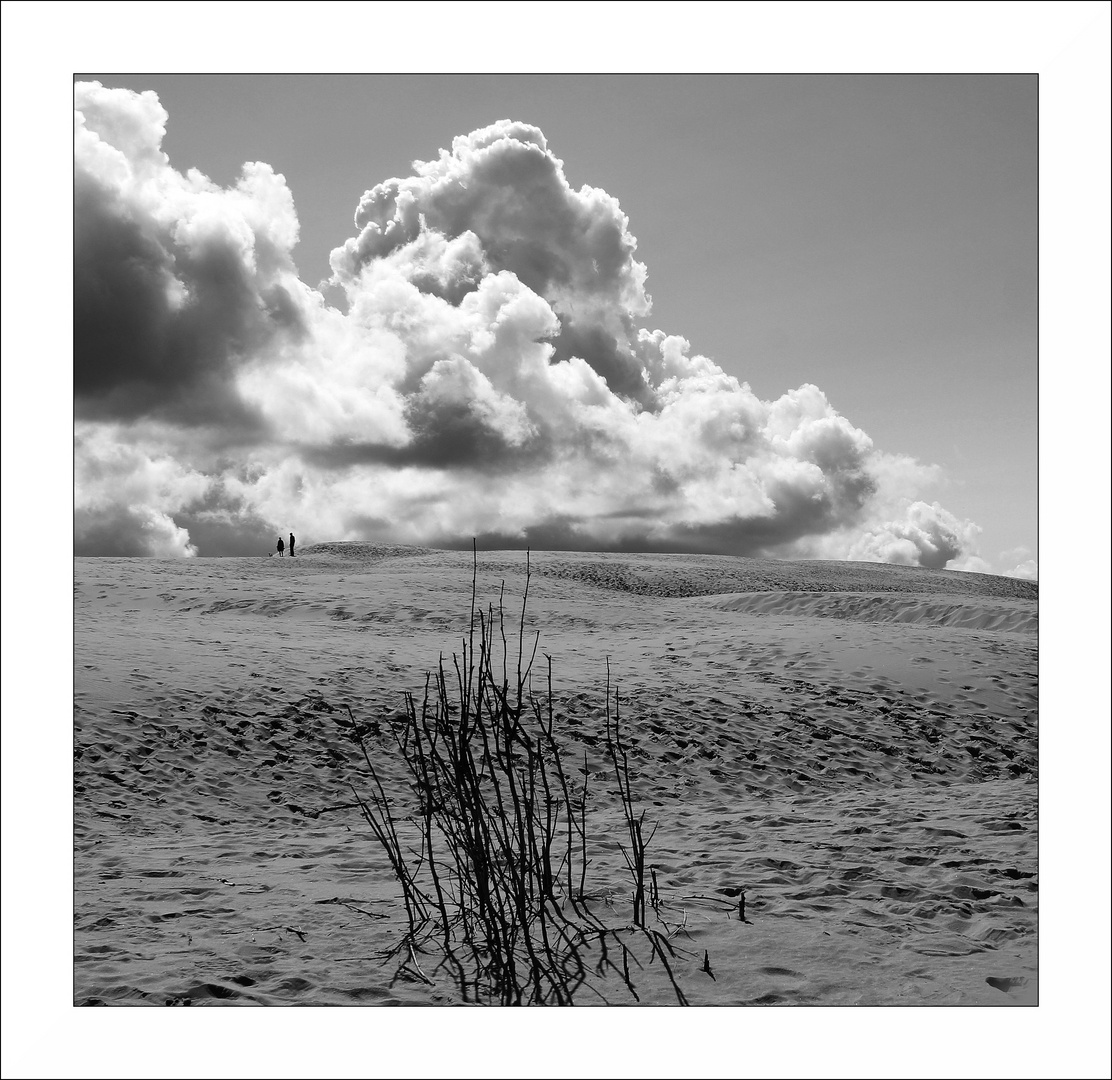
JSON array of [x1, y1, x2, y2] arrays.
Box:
[[172, 510, 278, 558], [75, 206, 256, 429], [452, 465, 877, 558], [545, 315, 656, 408], [75, 82, 306, 429], [74, 173, 179, 398], [298, 413, 550, 475], [402, 397, 544, 470], [445, 517, 599, 554], [75, 505, 196, 557], [74, 170, 300, 427]]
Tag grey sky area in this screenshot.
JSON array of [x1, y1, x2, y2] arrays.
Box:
[[74, 72, 1037, 572], [128, 73, 1036, 565]]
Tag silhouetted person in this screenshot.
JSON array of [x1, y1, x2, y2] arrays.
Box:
[[289, 532, 296, 558], [276, 535, 285, 557]]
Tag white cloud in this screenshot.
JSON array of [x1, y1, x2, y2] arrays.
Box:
[[73, 88, 992, 570]]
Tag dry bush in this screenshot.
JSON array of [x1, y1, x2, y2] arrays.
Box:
[[349, 546, 690, 1005]]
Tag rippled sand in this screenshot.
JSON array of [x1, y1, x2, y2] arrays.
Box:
[[69, 545, 1041, 1013]]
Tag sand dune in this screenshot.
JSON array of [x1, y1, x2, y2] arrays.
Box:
[[698, 590, 1037, 633], [73, 546, 1037, 1006]]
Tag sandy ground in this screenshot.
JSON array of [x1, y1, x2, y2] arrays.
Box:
[[70, 544, 1042, 1011]]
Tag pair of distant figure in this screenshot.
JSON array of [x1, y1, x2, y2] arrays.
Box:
[[276, 533, 295, 557]]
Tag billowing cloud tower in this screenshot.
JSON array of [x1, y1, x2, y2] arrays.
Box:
[[74, 83, 983, 569]]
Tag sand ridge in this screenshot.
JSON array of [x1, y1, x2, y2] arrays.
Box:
[[74, 546, 1037, 1005]]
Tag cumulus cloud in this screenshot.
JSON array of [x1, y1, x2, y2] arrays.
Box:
[[839, 500, 983, 570], [73, 85, 991, 571], [75, 81, 307, 427], [998, 547, 1038, 580], [74, 425, 209, 556], [331, 122, 650, 321]]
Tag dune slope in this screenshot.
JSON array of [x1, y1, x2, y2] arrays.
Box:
[[74, 547, 1037, 1005]]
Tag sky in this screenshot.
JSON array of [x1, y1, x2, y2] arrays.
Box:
[[70, 71, 1042, 574]]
